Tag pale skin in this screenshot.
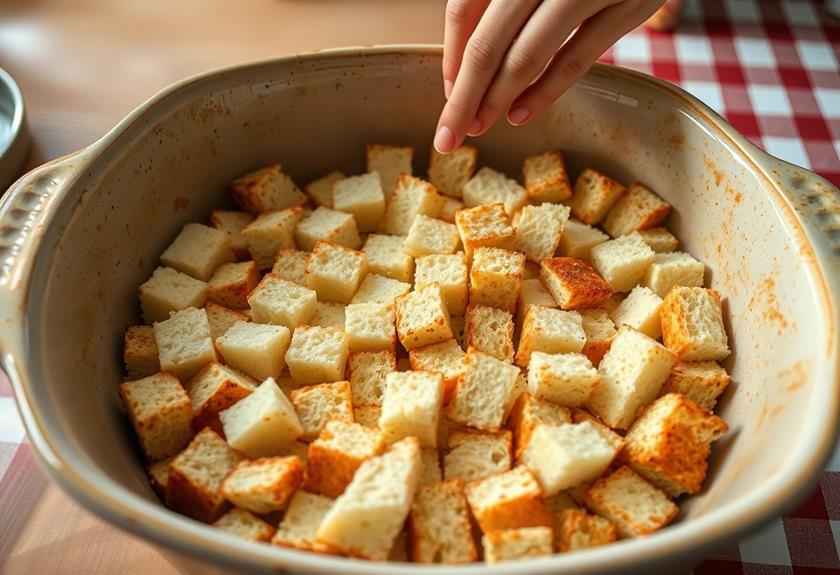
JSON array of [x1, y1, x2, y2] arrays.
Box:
[[434, 0, 667, 153]]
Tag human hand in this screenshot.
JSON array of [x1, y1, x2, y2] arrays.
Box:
[[434, 0, 666, 153]]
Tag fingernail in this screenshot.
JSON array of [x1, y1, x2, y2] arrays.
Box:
[[466, 118, 483, 136], [444, 79, 453, 99], [434, 125, 456, 154], [508, 106, 530, 126]]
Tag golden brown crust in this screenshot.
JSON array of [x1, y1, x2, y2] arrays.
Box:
[[508, 392, 571, 460], [468, 487, 554, 534], [661, 287, 724, 359], [541, 257, 612, 310], [305, 442, 366, 498], [555, 508, 616, 551], [207, 261, 260, 309], [523, 149, 572, 203]]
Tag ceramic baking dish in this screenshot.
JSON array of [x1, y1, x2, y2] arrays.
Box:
[[1, 46, 839, 574]]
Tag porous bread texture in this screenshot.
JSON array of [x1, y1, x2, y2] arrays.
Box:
[[515, 305, 586, 368], [154, 306, 217, 382], [463, 167, 528, 216], [419, 447, 443, 487], [242, 207, 304, 270], [527, 351, 599, 407], [464, 466, 553, 533], [638, 227, 679, 253], [221, 455, 304, 514], [464, 304, 514, 362], [540, 257, 612, 310], [660, 361, 730, 411], [591, 233, 655, 293], [380, 370, 444, 447], [555, 508, 617, 552], [139, 266, 208, 324], [414, 252, 468, 317], [428, 145, 477, 198], [508, 392, 571, 460], [213, 508, 276, 542], [205, 302, 250, 342], [408, 339, 465, 402], [610, 285, 664, 340], [304, 169, 345, 208], [272, 249, 311, 286], [207, 261, 260, 310], [447, 349, 518, 432], [557, 218, 609, 262], [210, 210, 253, 260], [522, 149, 572, 203], [289, 380, 354, 441], [363, 233, 415, 283], [305, 241, 368, 305], [643, 251, 705, 298], [228, 163, 307, 215], [272, 491, 335, 553], [310, 301, 346, 331], [468, 247, 525, 313], [603, 182, 671, 238], [216, 321, 290, 381], [383, 174, 445, 236], [660, 286, 730, 361], [351, 273, 411, 305], [568, 168, 626, 224], [404, 215, 461, 257], [187, 362, 256, 434], [443, 429, 512, 483], [395, 283, 453, 350], [482, 526, 554, 564], [295, 206, 361, 252], [332, 171, 386, 233], [344, 302, 396, 352], [306, 420, 386, 498], [454, 203, 516, 261], [515, 203, 570, 262], [408, 480, 477, 564], [367, 143, 414, 201], [354, 405, 383, 429], [285, 326, 349, 385], [161, 223, 235, 281], [123, 325, 160, 379], [247, 273, 317, 329], [347, 350, 395, 407], [440, 196, 464, 223], [580, 308, 618, 367], [516, 279, 557, 327]]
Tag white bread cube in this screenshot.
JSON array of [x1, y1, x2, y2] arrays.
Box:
[[216, 321, 290, 381], [367, 143, 413, 201], [588, 326, 677, 430], [528, 352, 598, 407], [120, 372, 192, 462], [591, 233, 655, 293], [154, 307, 217, 382], [347, 350, 395, 406], [444, 430, 512, 482], [638, 227, 679, 253], [643, 252, 705, 298], [464, 466, 553, 533], [362, 233, 415, 283], [272, 491, 335, 553], [205, 302, 249, 342], [290, 380, 353, 441], [207, 261, 260, 310], [516, 279, 557, 326], [541, 257, 613, 310], [483, 527, 553, 563], [333, 172, 386, 233], [380, 371, 444, 447], [508, 392, 571, 460], [248, 273, 317, 328], [354, 404, 383, 429], [306, 241, 368, 304], [213, 508, 276, 542], [285, 326, 349, 385], [515, 305, 585, 368], [316, 437, 421, 560], [555, 507, 617, 552], [221, 455, 304, 514], [415, 253, 468, 317], [344, 302, 396, 352], [310, 301, 346, 330], [580, 308, 618, 366], [660, 361, 730, 411], [242, 207, 304, 270], [408, 480, 477, 563], [409, 339, 465, 402], [351, 273, 411, 304], [447, 349, 518, 431], [187, 362, 256, 434], [304, 169, 345, 208], [123, 325, 160, 379], [661, 286, 730, 361], [601, 292, 627, 315], [395, 283, 453, 350], [295, 206, 361, 252], [139, 266, 208, 324], [306, 420, 385, 498], [161, 223, 235, 281], [465, 304, 514, 362], [515, 203, 570, 263], [229, 164, 307, 215], [454, 203, 516, 262], [440, 196, 464, 223], [419, 447, 443, 487], [523, 149, 573, 203], [463, 167, 528, 216], [469, 247, 525, 313], [210, 210, 254, 261], [403, 215, 460, 256], [603, 182, 671, 238], [383, 174, 445, 236], [220, 377, 303, 456], [611, 286, 664, 340], [557, 218, 609, 262], [147, 456, 173, 492], [568, 168, 626, 224], [272, 249, 311, 286], [428, 145, 477, 198]]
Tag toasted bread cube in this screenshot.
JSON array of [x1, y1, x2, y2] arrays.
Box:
[[638, 227, 679, 253], [205, 302, 249, 342], [508, 392, 571, 460], [187, 362, 256, 433], [295, 207, 361, 252], [447, 349, 518, 431], [523, 149, 572, 203], [123, 325, 160, 379], [285, 326, 349, 385], [541, 257, 612, 310], [272, 491, 335, 553], [383, 175, 445, 236], [305, 242, 368, 304], [166, 428, 244, 522], [213, 508, 276, 542], [241, 208, 303, 270], [465, 466, 553, 533], [216, 321, 291, 381], [207, 261, 260, 310], [229, 164, 307, 215], [556, 218, 609, 263], [247, 273, 317, 328], [591, 233, 655, 293], [575, 402, 631, 451], [516, 279, 557, 326], [161, 223, 235, 281], [290, 380, 353, 441], [316, 437, 421, 560], [465, 304, 514, 362], [580, 309, 617, 366], [505, 371, 529, 421], [154, 307, 217, 382], [584, 466, 678, 538], [661, 287, 730, 361], [409, 480, 477, 563], [643, 252, 705, 298], [444, 430, 512, 482], [149, 457, 175, 495], [345, 302, 396, 352], [568, 168, 626, 224], [221, 456, 304, 514], [210, 210, 254, 261], [347, 350, 395, 406], [404, 215, 460, 257], [455, 203, 516, 262], [395, 283, 453, 350], [139, 266, 208, 324], [555, 508, 617, 552], [543, 491, 578, 515], [419, 447, 442, 487], [482, 527, 553, 563], [611, 286, 664, 340], [409, 339, 465, 402], [367, 144, 413, 201], [415, 253, 468, 317], [603, 182, 671, 238], [380, 371, 444, 447], [469, 247, 525, 313], [527, 352, 598, 407], [306, 420, 385, 497], [304, 170, 345, 208], [351, 273, 411, 305], [440, 196, 464, 223], [272, 249, 310, 286], [332, 172, 386, 233], [463, 167, 528, 216], [354, 404, 383, 429], [515, 306, 585, 367], [310, 301, 346, 330], [589, 326, 677, 430], [660, 361, 730, 411], [523, 261, 541, 279], [362, 234, 415, 283], [428, 145, 477, 198], [516, 203, 571, 263], [120, 372, 192, 462]]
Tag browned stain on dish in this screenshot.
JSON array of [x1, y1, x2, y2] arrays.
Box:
[[779, 360, 809, 393], [174, 196, 190, 212], [704, 156, 724, 188], [747, 276, 789, 332], [667, 133, 684, 152]]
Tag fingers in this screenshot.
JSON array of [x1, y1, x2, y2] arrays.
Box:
[[442, 0, 491, 99]]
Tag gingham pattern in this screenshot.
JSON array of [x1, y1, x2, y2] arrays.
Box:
[[1, 0, 840, 571]]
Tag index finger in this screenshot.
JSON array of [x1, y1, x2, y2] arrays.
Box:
[[443, 0, 490, 99]]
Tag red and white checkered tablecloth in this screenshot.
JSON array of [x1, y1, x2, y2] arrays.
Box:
[[1, 0, 840, 572]]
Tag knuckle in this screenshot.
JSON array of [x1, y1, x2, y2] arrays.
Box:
[[465, 35, 497, 72], [505, 48, 540, 80], [445, 0, 471, 24], [560, 55, 588, 78]]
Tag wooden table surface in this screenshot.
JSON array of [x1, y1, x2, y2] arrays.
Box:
[[0, 2, 440, 572]]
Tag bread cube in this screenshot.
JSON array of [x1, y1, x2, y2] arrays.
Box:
[[305, 241, 368, 304], [395, 283, 453, 350], [154, 307, 217, 382], [409, 339, 465, 402], [404, 215, 460, 256], [367, 143, 413, 201], [272, 491, 335, 553], [516, 203, 571, 263], [304, 169, 345, 208], [344, 302, 396, 352], [464, 466, 553, 533], [589, 326, 677, 430], [272, 249, 310, 286], [362, 234, 414, 283], [603, 182, 671, 238], [220, 377, 303, 456], [591, 233, 655, 293], [462, 167, 528, 216], [568, 168, 626, 224], [290, 380, 353, 441], [295, 207, 361, 252], [383, 174, 445, 236], [516, 279, 557, 327], [661, 286, 730, 361], [123, 325, 160, 379], [414, 253, 468, 317], [580, 308, 617, 366], [332, 172, 386, 233], [482, 527, 554, 563], [508, 392, 571, 460], [600, 292, 627, 315], [523, 149, 573, 203], [527, 352, 598, 407], [229, 164, 307, 215], [454, 203, 516, 261], [242, 208, 304, 270], [213, 508, 276, 543], [469, 247, 525, 313], [555, 508, 616, 552], [221, 455, 303, 514], [444, 430, 512, 482], [247, 273, 317, 328], [161, 223, 235, 281], [505, 371, 529, 421], [541, 257, 612, 310], [284, 325, 349, 386], [310, 301, 346, 330], [306, 420, 385, 497], [210, 210, 254, 261], [120, 372, 192, 462], [643, 252, 705, 298], [351, 273, 411, 304], [419, 447, 442, 487], [216, 321, 290, 381], [660, 361, 730, 411], [611, 285, 664, 340], [166, 428, 244, 522], [187, 362, 256, 433], [465, 304, 514, 362], [450, 315, 466, 349], [347, 350, 394, 406], [447, 349, 518, 431], [316, 437, 421, 560], [354, 404, 383, 429], [380, 371, 444, 447], [205, 302, 249, 342], [409, 480, 477, 563], [515, 305, 585, 367], [638, 227, 679, 253], [139, 266, 208, 324], [207, 261, 260, 310], [583, 466, 678, 538], [428, 145, 477, 198], [440, 196, 464, 223]]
